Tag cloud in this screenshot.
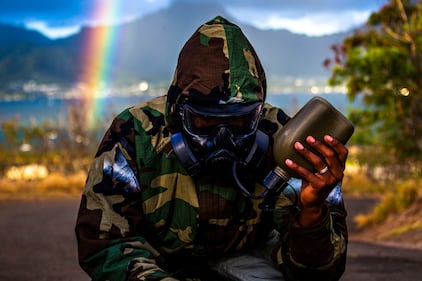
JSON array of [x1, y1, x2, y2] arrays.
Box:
[[228, 8, 372, 36], [219, 0, 386, 35], [25, 21, 82, 39], [0, 0, 386, 26], [0, 0, 387, 38], [0, 1, 92, 26], [0, 0, 169, 27], [0, 0, 170, 38], [171, 0, 385, 12]]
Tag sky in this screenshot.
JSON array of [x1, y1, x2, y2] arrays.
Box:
[[0, 0, 389, 39]]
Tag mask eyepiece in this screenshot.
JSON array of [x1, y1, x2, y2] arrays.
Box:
[[171, 101, 268, 181], [180, 102, 263, 138]]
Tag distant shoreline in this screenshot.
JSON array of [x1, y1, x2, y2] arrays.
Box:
[[0, 92, 355, 120]]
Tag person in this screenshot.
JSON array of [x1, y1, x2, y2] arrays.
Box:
[[75, 16, 348, 281]]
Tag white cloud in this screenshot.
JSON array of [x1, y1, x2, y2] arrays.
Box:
[[251, 10, 372, 35], [14, 0, 385, 38], [25, 21, 81, 39]]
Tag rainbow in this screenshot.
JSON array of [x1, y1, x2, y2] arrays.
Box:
[[79, 2, 120, 131]]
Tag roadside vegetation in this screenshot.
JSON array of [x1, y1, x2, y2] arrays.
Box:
[[325, 0, 422, 238], [0, 101, 99, 198]]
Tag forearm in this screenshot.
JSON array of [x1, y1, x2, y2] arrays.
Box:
[[297, 204, 324, 227], [272, 180, 348, 281], [80, 238, 174, 281], [76, 193, 173, 281], [274, 208, 347, 281]]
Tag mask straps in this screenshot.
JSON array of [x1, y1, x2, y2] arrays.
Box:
[[232, 130, 275, 199], [170, 132, 202, 176], [171, 128, 277, 199]]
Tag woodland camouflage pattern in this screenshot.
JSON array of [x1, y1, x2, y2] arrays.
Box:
[[75, 16, 348, 281], [165, 16, 266, 132]]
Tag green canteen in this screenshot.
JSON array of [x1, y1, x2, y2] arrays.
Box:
[[273, 96, 355, 179]]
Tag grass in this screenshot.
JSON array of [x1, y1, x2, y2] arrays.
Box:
[[381, 221, 422, 239], [354, 178, 421, 227], [0, 171, 86, 199], [342, 168, 386, 195]]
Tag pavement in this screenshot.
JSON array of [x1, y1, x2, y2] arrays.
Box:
[[0, 197, 421, 281]]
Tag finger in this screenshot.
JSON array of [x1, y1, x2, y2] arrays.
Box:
[[286, 157, 342, 195], [305, 136, 340, 171], [285, 158, 325, 187], [318, 166, 329, 175], [306, 136, 345, 173], [304, 136, 347, 182], [323, 135, 349, 165], [293, 140, 327, 172]]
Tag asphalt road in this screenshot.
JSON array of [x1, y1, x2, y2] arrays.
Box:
[[0, 198, 421, 281]]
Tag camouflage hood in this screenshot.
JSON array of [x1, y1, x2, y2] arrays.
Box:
[[166, 16, 267, 131]]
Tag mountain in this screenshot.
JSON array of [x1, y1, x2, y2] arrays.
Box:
[[0, 2, 348, 91], [0, 23, 77, 86], [0, 24, 51, 46], [241, 26, 345, 78]]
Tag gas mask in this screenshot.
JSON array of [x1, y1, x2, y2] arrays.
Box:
[[171, 102, 269, 178]]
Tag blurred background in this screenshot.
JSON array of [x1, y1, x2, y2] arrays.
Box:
[[0, 0, 421, 249]]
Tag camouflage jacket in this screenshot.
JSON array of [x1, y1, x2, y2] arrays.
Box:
[[75, 95, 348, 281]]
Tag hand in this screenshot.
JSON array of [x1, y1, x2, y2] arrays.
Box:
[[285, 135, 349, 226]]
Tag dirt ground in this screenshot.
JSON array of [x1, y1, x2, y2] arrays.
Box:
[[0, 196, 421, 281]]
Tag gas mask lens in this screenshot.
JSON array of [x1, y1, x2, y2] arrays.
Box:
[[181, 103, 263, 137], [171, 101, 269, 181]]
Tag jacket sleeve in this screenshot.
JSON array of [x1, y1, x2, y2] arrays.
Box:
[[272, 180, 348, 281], [75, 112, 176, 281]]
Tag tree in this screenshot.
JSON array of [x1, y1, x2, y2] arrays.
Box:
[[325, 0, 422, 176]]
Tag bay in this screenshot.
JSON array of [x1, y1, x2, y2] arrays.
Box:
[[0, 92, 357, 142]]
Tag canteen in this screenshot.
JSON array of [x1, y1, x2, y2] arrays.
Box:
[[262, 96, 355, 195]]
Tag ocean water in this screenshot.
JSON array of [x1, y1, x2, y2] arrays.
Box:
[[0, 95, 151, 126], [0, 92, 357, 142], [0, 92, 354, 123]]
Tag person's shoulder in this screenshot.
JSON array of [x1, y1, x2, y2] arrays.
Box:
[[114, 96, 167, 120], [107, 96, 167, 133], [130, 95, 167, 115], [262, 102, 290, 125]]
